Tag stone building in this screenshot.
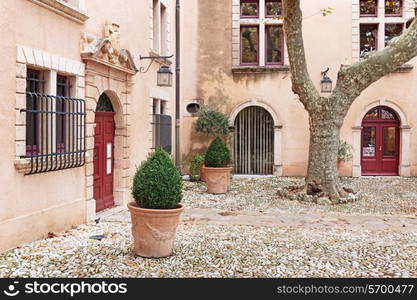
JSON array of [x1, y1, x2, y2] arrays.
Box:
[[1, 0, 417, 252], [181, 0, 417, 178], [0, 0, 178, 252]]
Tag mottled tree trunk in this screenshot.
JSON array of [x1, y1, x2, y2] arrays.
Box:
[[283, 0, 417, 201], [306, 116, 342, 200]]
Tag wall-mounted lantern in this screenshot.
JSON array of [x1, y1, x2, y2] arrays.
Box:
[[157, 66, 173, 87], [321, 68, 333, 93], [139, 55, 174, 87]]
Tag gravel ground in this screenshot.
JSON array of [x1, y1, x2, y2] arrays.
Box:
[[0, 221, 415, 278], [183, 177, 417, 216], [1, 177, 416, 278]]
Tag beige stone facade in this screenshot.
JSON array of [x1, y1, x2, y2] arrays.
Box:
[[0, 0, 177, 252], [180, 0, 417, 178], [1, 0, 417, 252]]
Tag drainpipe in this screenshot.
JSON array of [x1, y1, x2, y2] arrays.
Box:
[[175, 0, 181, 169]]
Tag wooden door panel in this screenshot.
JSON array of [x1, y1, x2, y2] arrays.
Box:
[[94, 112, 115, 212], [361, 116, 399, 176]]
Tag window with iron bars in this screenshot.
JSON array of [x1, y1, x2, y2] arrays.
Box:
[[152, 99, 172, 154], [23, 69, 86, 175]]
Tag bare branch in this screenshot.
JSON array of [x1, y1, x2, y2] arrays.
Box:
[[283, 0, 320, 109], [332, 17, 417, 109]]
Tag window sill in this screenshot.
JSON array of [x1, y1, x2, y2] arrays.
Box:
[[27, 0, 88, 24], [14, 158, 31, 174], [232, 65, 290, 74]]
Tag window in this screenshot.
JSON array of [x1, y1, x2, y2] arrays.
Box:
[[241, 26, 259, 65], [151, 99, 171, 153], [26, 69, 44, 156], [360, 0, 378, 17], [357, 1, 408, 59], [27, 0, 88, 23], [265, 0, 282, 17], [265, 25, 283, 64], [241, 0, 259, 18], [153, 0, 160, 53], [56, 75, 71, 153], [152, 0, 168, 55], [236, 0, 285, 67], [385, 23, 404, 46], [385, 0, 403, 16], [360, 24, 378, 57], [23, 69, 85, 175], [160, 3, 168, 55]]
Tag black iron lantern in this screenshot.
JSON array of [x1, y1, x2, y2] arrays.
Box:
[[321, 68, 332, 93], [157, 66, 173, 87], [139, 54, 174, 87]]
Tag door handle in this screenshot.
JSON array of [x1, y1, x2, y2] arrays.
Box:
[[379, 146, 382, 151]]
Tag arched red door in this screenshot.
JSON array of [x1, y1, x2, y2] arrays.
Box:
[[361, 106, 400, 176], [94, 94, 115, 212]]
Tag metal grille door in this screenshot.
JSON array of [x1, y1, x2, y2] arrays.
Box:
[[234, 106, 274, 175]]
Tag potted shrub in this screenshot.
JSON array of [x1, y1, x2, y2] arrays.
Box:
[[195, 107, 230, 181], [189, 153, 205, 182], [128, 148, 183, 258], [337, 140, 353, 170], [204, 136, 232, 194]]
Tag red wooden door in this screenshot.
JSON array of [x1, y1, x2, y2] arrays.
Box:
[[361, 107, 399, 176], [94, 112, 115, 212]]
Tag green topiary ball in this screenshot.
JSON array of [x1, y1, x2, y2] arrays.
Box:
[[205, 136, 231, 168], [132, 148, 183, 209]]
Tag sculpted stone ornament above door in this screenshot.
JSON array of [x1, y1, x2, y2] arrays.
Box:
[[81, 21, 138, 74]]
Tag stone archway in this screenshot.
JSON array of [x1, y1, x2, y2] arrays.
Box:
[[352, 98, 410, 177], [229, 99, 283, 176], [81, 24, 137, 219]]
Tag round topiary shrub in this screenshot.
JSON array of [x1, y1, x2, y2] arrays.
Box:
[[205, 136, 231, 168], [132, 147, 183, 209]]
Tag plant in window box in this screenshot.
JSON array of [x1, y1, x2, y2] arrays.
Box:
[[204, 136, 232, 194], [128, 148, 183, 258], [195, 106, 230, 182]]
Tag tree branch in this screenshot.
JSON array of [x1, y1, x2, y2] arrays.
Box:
[[332, 17, 417, 110], [283, 0, 320, 110]]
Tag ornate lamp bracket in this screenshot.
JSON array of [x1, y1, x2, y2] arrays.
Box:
[[139, 55, 174, 73]]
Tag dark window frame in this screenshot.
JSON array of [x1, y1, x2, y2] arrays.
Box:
[[385, 0, 403, 17], [360, 0, 378, 17], [240, 0, 259, 19], [265, 25, 284, 65], [384, 22, 404, 46], [240, 25, 260, 66], [23, 69, 86, 175], [265, 0, 283, 18], [26, 69, 44, 157], [360, 23, 379, 58], [56, 75, 72, 153]]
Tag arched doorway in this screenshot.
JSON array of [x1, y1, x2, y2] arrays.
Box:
[[94, 93, 116, 212], [361, 106, 400, 176], [233, 106, 274, 175]]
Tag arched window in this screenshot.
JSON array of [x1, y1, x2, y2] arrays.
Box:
[[96, 93, 114, 112]]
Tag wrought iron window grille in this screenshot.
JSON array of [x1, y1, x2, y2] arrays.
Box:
[[21, 92, 86, 175]]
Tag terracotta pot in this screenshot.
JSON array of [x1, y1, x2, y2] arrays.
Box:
[[204, 166, 233, 194], [127, 202, 184, 258], [199, 163, 207, 182]]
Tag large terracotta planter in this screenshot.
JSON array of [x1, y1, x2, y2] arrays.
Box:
[[127, 202, 184, 258], [199, 162, 207, 182], [204, 166, 232, 194]]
